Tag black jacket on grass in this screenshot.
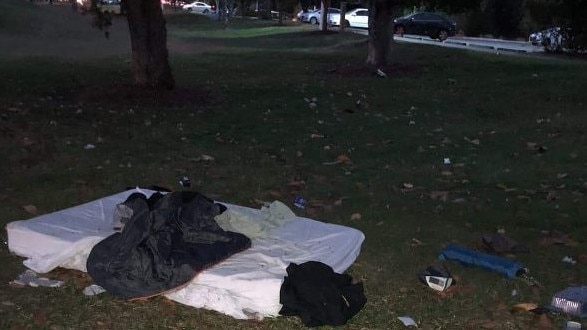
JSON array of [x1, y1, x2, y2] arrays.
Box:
[[279, 261, 367, 327], [87, 191, 251, 299]]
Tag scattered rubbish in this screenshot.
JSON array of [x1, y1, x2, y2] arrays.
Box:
[[178, 176, 191, 187], [565, 321, 582, 330], [511, 289, 518, 296], [403, 183, 414, 189], [83, 284, 106, 296], [480, 233, 529, 254], [443, 157, 451, 165], [350, 213, 362, 221], [323, 154, 352, 165], [438, 244, 527, 278], [83, 144, 96, 150], [293, 196, 307, 209], [198, 154, 215, 161], [417, 262, 453, 291], [464, 137, 480, 145], [9, 270, 64, 288], [375, 68, 387, 78], [550, 286, 587, 317], [397, 316, 417, 327], [526, 142, 548, 153], [562, 256, 577, 265], [310, 133, 325, 139]]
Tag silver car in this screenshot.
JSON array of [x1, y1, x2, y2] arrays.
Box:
[[303, 8, 340, 24]]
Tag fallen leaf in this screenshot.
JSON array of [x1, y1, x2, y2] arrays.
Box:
[[539, 230, 576, 246], [545, 191, 558, 201], [511, 302, 539, 313], [464, 137, 480, 145], [269, 191, 282, 199], [22, 204, 37, 215], [411, 238, 422, 246], [336, 154, 352, 164], [430, 191, 449, 202], [350, 213, 362, 220], [286, 180, 306, 188], [496, 183, 507, 190]]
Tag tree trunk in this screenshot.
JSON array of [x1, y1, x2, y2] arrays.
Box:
[[366, 0, 393, 67], [125, 0, 175, 89], [320, 0, 329, 31]]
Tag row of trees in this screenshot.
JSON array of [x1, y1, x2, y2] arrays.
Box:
[[99, 0, 584, 90]]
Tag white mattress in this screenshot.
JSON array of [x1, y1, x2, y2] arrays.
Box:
[[6, 188, 364, 319]]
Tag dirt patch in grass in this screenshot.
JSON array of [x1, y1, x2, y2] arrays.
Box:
[[75, 84, 216, 108], [323, 62, 421, 78]]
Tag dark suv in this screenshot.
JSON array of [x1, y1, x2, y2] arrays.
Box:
[[393, 12, 456, 41]]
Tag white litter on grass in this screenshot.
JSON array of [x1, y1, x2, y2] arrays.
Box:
[[83, 144, 96, 150], [83, 284, 106, 296], [397, 316, 418, 327], [562, 256, 577, 265], [443, 157, 451, 165], [10, 270, 64, 288]]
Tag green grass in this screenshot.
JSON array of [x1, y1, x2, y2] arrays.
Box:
[[1, 1, 587, 329]]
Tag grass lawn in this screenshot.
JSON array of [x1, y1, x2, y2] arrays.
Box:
[[1, 1, 587, 329]]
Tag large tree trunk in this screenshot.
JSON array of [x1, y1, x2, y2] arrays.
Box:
[[125, 0, 175, 89], [320, 0, 329, 31], [366, 0, 393, 67]]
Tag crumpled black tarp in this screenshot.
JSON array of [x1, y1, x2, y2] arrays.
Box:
[[87, 191, 251, 299], [279, 261, 367, 327]]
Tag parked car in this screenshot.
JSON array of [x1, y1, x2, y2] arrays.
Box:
[[182, 1, 213, 14], [393, 12, 456, 41], [299, 9, 317, 23], [528, 26, 586, 53], [328, 8, 369, 29], [303, 8, 340, 25]]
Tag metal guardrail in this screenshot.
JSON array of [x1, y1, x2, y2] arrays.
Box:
[[396, 34, 544, 54], [345, 27, 544, 54]]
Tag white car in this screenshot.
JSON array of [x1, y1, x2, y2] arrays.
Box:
[[328, 8, 369, 28], [182, 1, 212, 14], [304, 8, 341, 25]]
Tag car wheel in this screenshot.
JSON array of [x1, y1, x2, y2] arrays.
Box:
[[394, 25, 405, 36], [186, 8, 192, 12], [203, 9, 209, 14], [310, 17, 318, 25], [344, 20, 351, 28], [437, 29, 448, 41]]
